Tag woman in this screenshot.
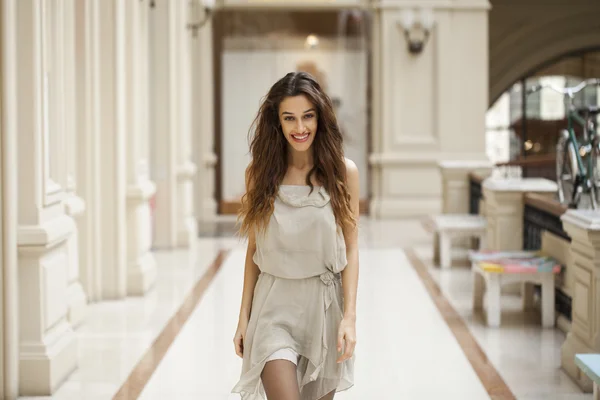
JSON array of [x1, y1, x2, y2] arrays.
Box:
[[231, 72, 359, 400]]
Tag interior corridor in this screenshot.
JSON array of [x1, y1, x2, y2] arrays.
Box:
[[17, 219, 585, 400]]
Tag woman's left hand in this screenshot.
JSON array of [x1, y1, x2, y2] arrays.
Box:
[[336, 316, 356, 363]]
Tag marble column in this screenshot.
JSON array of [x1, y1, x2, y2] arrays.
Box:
[[74, 0, 103, 303], [86, 0, 128, 299], [1, 1, 20, 397], [370, 0, 490, 217], [560, 210, 600, 393], [62, 0, 88, 326], [124, 0, 157, 295], [176, 0, 198, 247], [11, 0, 78, 394], [150, 0, 197, 248], [192, 7, 218, 223]]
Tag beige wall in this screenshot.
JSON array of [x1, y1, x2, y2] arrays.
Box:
[[214, 0, 491, 217], [489, 0, 600, 104], [371, 0, 490, 217]]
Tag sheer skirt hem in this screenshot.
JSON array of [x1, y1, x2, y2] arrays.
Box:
[[231, 347, 353, 400]]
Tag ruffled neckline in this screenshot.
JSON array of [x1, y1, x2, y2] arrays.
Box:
[[277, 185, 331, 208]]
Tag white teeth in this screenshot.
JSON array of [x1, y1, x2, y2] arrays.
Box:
[[293, 133, 309, 140]]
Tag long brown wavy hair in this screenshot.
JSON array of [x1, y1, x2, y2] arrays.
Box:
[[237, 71, 356, 237]]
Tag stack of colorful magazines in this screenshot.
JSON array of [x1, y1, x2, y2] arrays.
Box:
[[468, 250, 562, 273]]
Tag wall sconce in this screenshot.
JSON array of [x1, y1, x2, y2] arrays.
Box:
[[397, 8, 434, 55], [187, 0, 215, 37]]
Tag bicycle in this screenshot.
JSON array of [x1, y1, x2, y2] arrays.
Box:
[[527, 78, 600, 209]]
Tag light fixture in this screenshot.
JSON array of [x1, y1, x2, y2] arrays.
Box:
[[397, 8, 434, 55], [305, 34, 319, 50], [187, 0, 215, 37]]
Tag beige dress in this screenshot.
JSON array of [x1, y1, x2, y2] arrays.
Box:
[[232, 185, 355, 400]]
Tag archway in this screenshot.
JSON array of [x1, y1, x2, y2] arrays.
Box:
[[489, 0, 600, 105], [485, 49, 600, 184]]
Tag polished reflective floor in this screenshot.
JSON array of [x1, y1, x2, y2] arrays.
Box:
[[20, 218, 589, 400]]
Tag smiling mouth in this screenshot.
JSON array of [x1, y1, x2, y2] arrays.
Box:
[[291, 132, 310, 143]]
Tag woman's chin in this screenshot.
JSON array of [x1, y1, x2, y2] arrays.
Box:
[[287, 142, 313, 152]]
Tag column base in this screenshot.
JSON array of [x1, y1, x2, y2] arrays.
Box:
[[18, 214, 78, 395], [200, 197, 218, 221], [19, 322, 77, 396], [128, 252, 157, 296], [178, 216, 198, 248], [370, 197, 441, 218], [127, 180, 158, 295], [562, 332, 594, 392], [67, 282, 88, 327], [64, 194, 88, 327]]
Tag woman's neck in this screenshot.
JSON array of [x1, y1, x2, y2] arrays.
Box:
[[288, 148, 314, 170]]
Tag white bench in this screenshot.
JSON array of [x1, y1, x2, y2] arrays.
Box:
[[432, 214, 486, 269], [575, 354, 600, 399], [469, 251, 561, 328]]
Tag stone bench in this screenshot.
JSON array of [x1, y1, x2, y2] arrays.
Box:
[[469, 250, 562, 328], [575, 354, 600, 399], [432, 214, 486, 269]]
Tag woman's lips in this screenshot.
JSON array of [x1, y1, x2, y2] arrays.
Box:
[[291, 132, 310, 143]]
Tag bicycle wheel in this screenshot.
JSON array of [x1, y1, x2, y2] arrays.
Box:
[[556, 131, 580, 207]]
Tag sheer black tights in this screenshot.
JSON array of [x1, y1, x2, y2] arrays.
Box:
[[261, 360, 335, 400], [262, 360, 299, 400]]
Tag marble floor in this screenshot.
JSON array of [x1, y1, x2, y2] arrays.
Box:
[[20, 218, 590, 400]]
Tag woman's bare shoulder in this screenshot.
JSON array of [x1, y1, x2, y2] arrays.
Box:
[[344, 157, 359, 178], [344, 157, 359, 191]]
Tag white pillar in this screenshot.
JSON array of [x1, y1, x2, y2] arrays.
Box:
[[176, 1, 198, 247], [371, 0, 491, 217], [125, 0, 157, 295], [12, 0, 77, 394], [150, 0, 197, 248], [74, 0, 102, 303], [192, 8, 217, 222], [87, 0, 128, 299], [62, 0, 87, 326], [1, 1, 20, 397]]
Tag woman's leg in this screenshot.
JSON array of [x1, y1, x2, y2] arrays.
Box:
[[261, 360, 300, 400], [318, 390, 336, 400]]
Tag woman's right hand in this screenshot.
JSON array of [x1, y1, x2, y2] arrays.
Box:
[[233, 316, 249, 358]]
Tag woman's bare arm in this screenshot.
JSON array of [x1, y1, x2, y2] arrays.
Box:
[[238, 229, 260, 321], [341, 158, 360, 321], [238, 167, 260, 321], [336, 157, 360, 363]]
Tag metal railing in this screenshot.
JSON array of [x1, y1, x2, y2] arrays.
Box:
[[468, 173, 484, 215], [523, 193, 570, 249]]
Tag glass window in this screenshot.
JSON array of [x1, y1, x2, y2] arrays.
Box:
[[486, 50, 600, 165]]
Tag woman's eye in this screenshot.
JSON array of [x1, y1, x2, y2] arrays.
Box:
[[304, 114, 314, 119], [284, 116, 294, 121]]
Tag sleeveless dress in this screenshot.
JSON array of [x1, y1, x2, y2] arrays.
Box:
[[231, 185, 355, 400]]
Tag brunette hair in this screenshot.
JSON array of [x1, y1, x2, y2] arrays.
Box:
[[237, 72, 355, 236]]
